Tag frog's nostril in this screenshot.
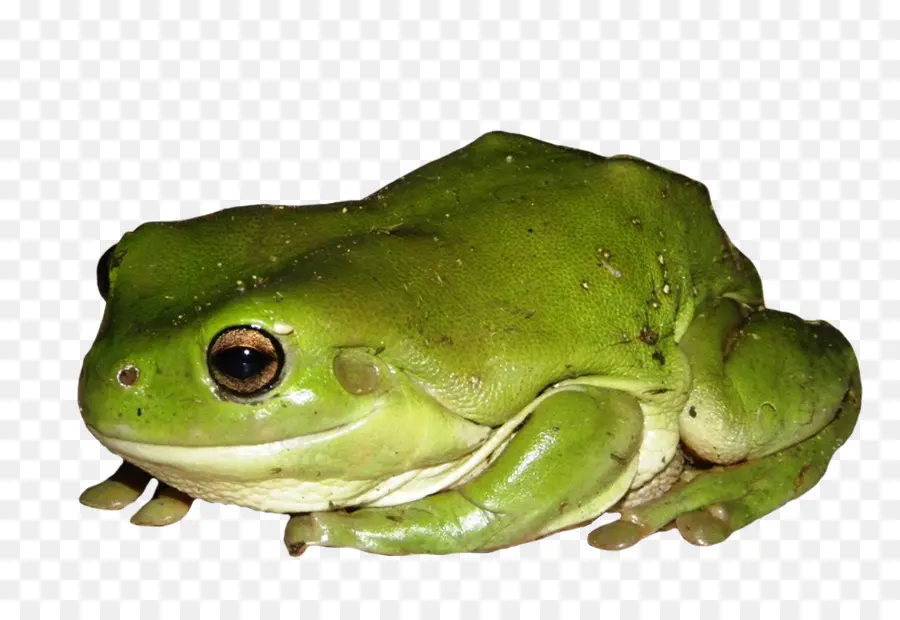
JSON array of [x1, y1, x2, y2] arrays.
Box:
[[117, 365, 140, 387]]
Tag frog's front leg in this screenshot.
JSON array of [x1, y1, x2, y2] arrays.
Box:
[[80, 460, 195, 526], [284, 386, 644, 556], [590, 298, 861, 549]]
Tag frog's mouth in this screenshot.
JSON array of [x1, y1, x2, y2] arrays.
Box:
[[86, 403, 528, 513]]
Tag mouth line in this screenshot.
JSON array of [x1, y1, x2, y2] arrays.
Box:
[[87, 416, 369, 468]]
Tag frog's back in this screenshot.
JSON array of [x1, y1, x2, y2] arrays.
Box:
[[366, 131, 761, 310], [290, 132, 764, 423]]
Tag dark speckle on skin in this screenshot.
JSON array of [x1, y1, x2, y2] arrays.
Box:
[[527, 228, 534, 233], [610, 452, 629, 465], [639, 327, 659, 346], [689, 406, 697, 418], [793, 463, 812, 493], [136, 408, 142, 417], [271, 467, 283, 474], [652, 351, 666, 366]]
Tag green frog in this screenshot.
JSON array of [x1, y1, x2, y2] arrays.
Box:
[[78, 131, 861, 555]]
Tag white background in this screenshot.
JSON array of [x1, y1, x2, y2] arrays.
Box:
[[3, 2, 897, 618]]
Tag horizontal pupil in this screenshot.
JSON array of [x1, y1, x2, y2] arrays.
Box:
[[213, 347, 272, 380]]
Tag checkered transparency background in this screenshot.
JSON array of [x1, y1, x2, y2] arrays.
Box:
[[2, 1, 896, 617]]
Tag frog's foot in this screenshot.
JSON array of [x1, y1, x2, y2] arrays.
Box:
[[589, 350, 861, 550], [80, 459, 194, 526]]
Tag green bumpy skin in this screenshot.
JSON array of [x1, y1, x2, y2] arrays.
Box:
[[78, 131, 861, 555]]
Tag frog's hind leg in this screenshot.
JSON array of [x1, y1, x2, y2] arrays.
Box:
[[589, 298, 861, 550]]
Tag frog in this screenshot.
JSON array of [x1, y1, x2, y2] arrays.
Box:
[[78, 131, 861, 555]]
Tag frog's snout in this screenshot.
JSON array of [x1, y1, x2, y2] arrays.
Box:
[[77, 344, 158, 441]]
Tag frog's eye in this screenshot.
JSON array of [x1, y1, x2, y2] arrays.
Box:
[[96, 244, 116, 301], [207, 326, 284, 397]]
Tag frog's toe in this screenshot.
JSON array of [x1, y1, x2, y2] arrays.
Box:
[[283, 514, 318, 557], [587, 518, 649, 550], [130, 482, 194, 527], [79, 460, 152, 511], [675, 505, 732, 546]]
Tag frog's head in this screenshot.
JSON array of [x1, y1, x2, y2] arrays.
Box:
[[78, 210, 493, 512]]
